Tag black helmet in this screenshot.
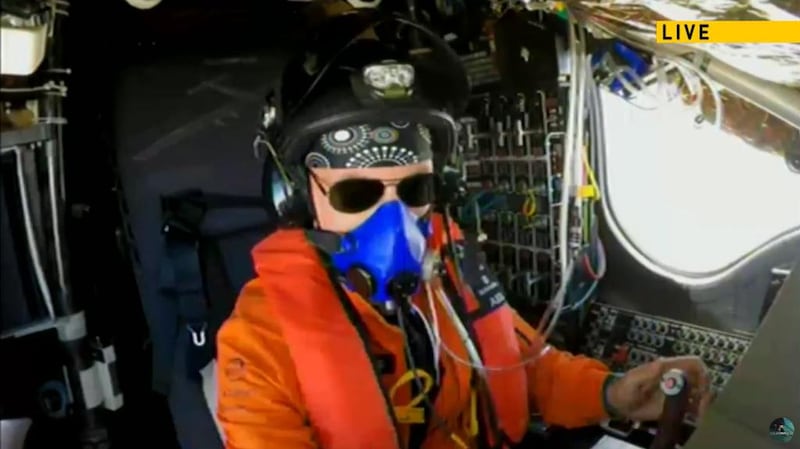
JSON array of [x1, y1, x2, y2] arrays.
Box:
[[261, 11, 470, 167], [259, 11, 470, 226]]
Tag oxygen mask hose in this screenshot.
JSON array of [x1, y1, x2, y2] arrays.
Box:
[[389, 274, 421, 300]]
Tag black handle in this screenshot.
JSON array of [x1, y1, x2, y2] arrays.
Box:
[[649, 369, 690, 449]]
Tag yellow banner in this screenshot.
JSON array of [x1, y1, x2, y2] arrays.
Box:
[[655, 21, 800, 43]]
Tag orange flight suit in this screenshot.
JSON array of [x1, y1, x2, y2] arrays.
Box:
[[217, 217, 613, 449]]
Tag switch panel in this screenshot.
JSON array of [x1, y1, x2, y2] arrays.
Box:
[[457, 90, 564, 304], [582, 303, 753, 416]]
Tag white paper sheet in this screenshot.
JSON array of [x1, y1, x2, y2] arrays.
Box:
[[590, 435, 645, 449]]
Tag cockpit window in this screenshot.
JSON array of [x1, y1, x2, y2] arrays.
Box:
[[600, 90, 800, 278]]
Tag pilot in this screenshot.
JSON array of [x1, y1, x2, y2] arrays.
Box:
[[215, 12, 711, 449]]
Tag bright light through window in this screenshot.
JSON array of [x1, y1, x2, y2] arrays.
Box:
[[601, 90, 800, 275]]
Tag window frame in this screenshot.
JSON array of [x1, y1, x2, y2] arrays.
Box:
[[595, 89, 800, 286]]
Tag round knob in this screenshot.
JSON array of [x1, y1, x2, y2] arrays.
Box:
[[660, 369, 687, 396]]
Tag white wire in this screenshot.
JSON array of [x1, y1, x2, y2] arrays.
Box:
[[607, 57, 685, 111], [662, 55, 724, 132], [572, 47, 588, 248], [13, 147, 56, 320], [411, 302, 441, 383], [595, 239, 608, 279], [429, 283, 488, 374], [553, 12, 589, 342], [543, 260, 575, 337], [427, 282, 553, 372], [558, 12, 580, 278], [602, 50, 723, 131]]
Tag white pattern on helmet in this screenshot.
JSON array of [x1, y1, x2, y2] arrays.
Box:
[[319, 125, 371, 155], [304, 152, 332, 169], [345, 146, 420, 168]]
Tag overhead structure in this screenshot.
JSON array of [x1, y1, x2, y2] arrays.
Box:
[[510, 0, 800, 168]]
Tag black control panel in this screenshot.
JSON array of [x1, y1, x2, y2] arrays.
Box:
[[582, 304, 753, 396]]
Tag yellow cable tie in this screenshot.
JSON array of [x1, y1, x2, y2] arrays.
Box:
[[579, 185, 598, 199]]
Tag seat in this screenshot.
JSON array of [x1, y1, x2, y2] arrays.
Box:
[[114, 54, 278, 449]]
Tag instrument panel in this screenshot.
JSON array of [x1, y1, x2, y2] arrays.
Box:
[[582, 304, 753, 395]]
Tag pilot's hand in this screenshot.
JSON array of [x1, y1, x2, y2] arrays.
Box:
[[605, 356, 712, 422]]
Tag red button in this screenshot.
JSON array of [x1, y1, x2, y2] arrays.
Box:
[[665, 378, 676, 389]]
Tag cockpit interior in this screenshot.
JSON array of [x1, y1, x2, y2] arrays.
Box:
[[1, 1, 799, 449]]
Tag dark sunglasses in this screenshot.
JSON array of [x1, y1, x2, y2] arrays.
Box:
[[310, 172, 436, 214]]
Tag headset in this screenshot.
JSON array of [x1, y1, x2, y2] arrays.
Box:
[[255, 13, 471, 228]]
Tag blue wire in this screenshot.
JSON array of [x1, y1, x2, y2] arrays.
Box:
[[460, 192, 507, 223], [567, 279, 598, 312]]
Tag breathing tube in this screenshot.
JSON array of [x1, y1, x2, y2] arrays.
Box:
[[414, 209, 551, 374], [389, 270, 478, 449]]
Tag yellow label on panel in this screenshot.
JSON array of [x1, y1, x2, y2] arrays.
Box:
[[655, 21, 800, 44]]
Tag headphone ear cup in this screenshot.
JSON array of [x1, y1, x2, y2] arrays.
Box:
[[263, 157, 314, 227], [262, 155, 298, 225], [283, 166, 315, 227]]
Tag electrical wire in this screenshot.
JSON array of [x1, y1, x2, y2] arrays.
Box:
[[551, 9, 593, 340], [557, 9, 581, 278], [567, 280, 597, 312], [460, 191, 504, 224], [556, 237, 606, 314], [420, 5, 606, 374], [542, 260, 575, 337], [603, 59, 680, 110], [586, 43, 783, 287], [396, 302, 469, 449], [12, 147, 56, 320], [582, 145, 600, 198], [429, 216, 604, 372], [595, 41, 723, 130], [521, 190, 537, 217], [662, 55, 724, 131], [428, 282, 554, 372], [571, 33, 589, 248]]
